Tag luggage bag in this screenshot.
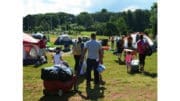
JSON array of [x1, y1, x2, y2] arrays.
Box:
[[41, 65, 73, 81]]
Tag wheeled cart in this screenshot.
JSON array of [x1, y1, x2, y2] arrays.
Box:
[[43, 76, 77, 96]]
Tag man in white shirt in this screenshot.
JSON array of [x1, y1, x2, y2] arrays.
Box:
[[81, 33, 102, 86]]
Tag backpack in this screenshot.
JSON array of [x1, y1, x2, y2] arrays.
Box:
[[145, 46, 153, 56], [144, 43, 152, 56], [72, 42, 82, 55]]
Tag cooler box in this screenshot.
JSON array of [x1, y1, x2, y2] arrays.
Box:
[[130, 59, 139, 72]]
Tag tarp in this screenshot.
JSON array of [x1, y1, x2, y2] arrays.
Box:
[[23, 33, 40, 44]]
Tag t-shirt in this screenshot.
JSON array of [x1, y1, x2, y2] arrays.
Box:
[[137, 40, 148, 54], [84, 40, 101, 60], [72, 42, 83, 55], [125, 54, 133, 64], [53, 53, 62, 65], [39, 39, 46, 48]]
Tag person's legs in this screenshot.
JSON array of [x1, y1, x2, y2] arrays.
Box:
[[141, 54, 146, 72], [139, 54, 145, 72], [74, 55, 81, 75], [93, 60, 99, 84], [126, 63, 129, 72], [74, 55, 78, 74], [86, 59, 93, 85], [126, 62, 131, 73], [118, 48, 123, 61]]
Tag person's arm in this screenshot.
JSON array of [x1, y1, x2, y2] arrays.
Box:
[[59, 52, 63, 61], [80, 48, 87, 62], [99, 48, 103, 64]]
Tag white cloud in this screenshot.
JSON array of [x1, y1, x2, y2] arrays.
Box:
[[121, 5, 139, 12], [23, 0, 92, 16]]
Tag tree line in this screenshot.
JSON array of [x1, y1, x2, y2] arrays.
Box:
[[23, 3, 157, 38]]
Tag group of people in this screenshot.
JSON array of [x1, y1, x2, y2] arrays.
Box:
[[50, 32, 151, 91], [115, 33, 150, 73], [51, 33, 104, 90], [72, 33, 104, 87]]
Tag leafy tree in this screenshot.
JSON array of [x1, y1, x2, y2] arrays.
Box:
[[150, 3, 157, 38], [76, 12, 93, 29], [23, 3, 157, 36], [110, 16, 128, 35], [132, 9, 150, 32], [104, 22, 118, 36]]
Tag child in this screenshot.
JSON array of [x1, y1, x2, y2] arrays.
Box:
[[52, 47, 63, 65], [125, 51, 133, 73]]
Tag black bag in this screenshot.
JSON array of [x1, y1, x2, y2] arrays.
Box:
[[144, 46, 152, 56], [41, 66, 73, 81], [41, 67, 59, 80], [57, 67, 72, 82]]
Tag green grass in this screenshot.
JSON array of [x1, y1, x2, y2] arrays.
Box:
[[24, 32, 157, 100], [23, 48, 157, 101]]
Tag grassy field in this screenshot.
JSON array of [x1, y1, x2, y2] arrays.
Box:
[[23, 33, 157, 101]]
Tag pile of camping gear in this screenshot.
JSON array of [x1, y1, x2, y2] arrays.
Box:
[[41, 64, 77, 96]]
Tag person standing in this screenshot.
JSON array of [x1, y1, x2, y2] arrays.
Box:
[[110, 36, 115, 50], [72, 37, 84, 76], [116, 35, 125, 63], [137, 34, 148, 72], [39, 36, 47, 57], [37, 36, 47, 63], [81, 33, 102, 86]]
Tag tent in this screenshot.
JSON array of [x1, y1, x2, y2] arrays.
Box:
[[123, 32, 154, 50], [54, 34, 73, 52], [54, 34, 73, 45], [23, 33, 41, 65]]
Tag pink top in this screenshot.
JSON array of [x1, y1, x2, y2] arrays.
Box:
[[125, 54, 133, 63]]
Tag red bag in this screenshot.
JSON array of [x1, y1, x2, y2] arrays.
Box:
[[43, 76, 77, 94]]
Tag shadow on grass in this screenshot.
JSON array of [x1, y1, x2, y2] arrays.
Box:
[[128, 71, 157, 78], [75, 75, 86, 90], [143, 71, 157, 78], [78, 84, 106, 100], [39, 91, 76, 101], [114, 60, 125, 65]]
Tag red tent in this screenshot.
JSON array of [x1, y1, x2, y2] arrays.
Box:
[[23, 33, 40, 60], [23, 33, 40, 45]]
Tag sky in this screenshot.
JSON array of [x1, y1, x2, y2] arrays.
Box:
[[23, 0, 157, 16]]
